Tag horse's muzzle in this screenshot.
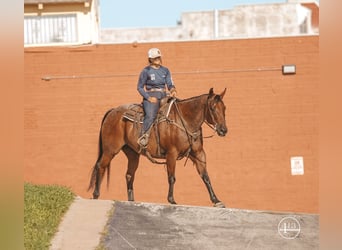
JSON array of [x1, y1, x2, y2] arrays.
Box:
[[217, 126, 228, 137]]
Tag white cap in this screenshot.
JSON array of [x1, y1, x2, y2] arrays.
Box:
[[148, 48, 162, 58]]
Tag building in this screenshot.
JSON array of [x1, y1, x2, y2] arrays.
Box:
[[100, 0, 319, 43], [24, 0, 319, 46], [24, 0, 100, 46]]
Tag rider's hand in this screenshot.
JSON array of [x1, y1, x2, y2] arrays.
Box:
[[148, 96, 158, 103], [170, 88, 177, 98]]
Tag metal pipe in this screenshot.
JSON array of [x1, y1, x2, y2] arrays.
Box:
[[214, 9, 219, 39], [41, 67, 282, 81]]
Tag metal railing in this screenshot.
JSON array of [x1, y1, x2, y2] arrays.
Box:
[[24, 14, 78, 45]]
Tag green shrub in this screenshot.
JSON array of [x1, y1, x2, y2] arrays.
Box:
[[24, 183, 75, 250]]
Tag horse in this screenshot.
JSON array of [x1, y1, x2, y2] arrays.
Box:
[[88, 88, 228, 207]]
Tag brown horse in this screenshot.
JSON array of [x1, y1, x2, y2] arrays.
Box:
[[88, 88, 228, 207]]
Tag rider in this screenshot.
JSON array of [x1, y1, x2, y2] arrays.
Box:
[[137, 48, 177, 147]]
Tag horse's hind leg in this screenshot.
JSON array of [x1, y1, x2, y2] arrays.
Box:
[[122, 145, 140, 201], [93, 152, 113, 199]]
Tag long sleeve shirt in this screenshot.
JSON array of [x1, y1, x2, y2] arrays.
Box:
[[137, 65, 175, 100]]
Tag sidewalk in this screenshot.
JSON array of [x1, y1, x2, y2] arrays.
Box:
[[49, 197, 113, 250], [50, 198, 319, 250]]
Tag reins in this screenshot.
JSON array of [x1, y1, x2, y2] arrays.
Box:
[[172, 96, 219, 165], [202, 120, 217, 138], [173, 101, 195, 147], [143, 95, 219, 166], [141, 98, 194, 165]]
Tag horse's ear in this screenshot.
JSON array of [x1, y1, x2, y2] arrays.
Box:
[[209, 88, 214, 96], [220, 88, 227, 99]]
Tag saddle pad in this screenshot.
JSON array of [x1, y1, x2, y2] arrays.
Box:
[[123, 104, 144, 123]]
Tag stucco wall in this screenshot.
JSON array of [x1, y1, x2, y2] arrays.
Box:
[[24, 35, 318, 213], [100, 3, 318, 43]]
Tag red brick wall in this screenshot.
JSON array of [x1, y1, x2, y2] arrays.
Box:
[[24, 36, 318, 213]]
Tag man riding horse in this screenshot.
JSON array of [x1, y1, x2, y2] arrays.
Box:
[[137, 48, 177, 148]]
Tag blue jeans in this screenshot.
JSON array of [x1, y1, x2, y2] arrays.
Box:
[[141, 91, 166, 134]]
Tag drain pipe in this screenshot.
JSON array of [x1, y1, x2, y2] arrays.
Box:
[[214, 9, 219, 39]]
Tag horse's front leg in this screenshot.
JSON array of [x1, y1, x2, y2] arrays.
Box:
[[202, 172, 225, 208], [166, 150, 177, 204], [190, 150, 225, 208]]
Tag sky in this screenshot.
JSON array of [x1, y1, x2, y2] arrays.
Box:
[[99, 0, 288, 29]]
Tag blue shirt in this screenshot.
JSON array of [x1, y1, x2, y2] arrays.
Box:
[[137, 65, 175, 100]]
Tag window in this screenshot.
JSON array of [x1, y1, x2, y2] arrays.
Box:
[[24, 14, 78, 45]]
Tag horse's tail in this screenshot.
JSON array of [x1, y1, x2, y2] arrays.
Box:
[[87, 108, 114, 191]]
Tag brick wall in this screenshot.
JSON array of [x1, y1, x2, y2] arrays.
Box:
[[24, 35, 318, 213]]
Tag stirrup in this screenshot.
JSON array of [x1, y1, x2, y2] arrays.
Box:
[[137, 134, 149, 148]]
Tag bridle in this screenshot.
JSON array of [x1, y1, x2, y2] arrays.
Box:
[[204, 95, 221, 134], [173, 94, 221, 137]]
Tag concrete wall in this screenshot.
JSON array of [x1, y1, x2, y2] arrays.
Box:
[[100, 2, 318, 43], [24, 35, 318, 213]]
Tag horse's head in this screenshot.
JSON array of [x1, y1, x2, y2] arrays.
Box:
[[206, 88, 228, 137]]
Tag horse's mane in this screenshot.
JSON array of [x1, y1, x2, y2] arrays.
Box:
[[176, 93, 209, 103]]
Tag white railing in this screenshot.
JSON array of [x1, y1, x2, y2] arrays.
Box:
[[24, 14, 78, 45]]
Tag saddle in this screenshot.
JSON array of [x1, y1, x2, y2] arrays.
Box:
[[122, 97, 176, 124], [122, 97, 195, 164], [122, 97, 177, 161]]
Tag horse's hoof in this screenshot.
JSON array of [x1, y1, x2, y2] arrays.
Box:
[[127, 189, 134, 201], [214, 201, 225, 208]]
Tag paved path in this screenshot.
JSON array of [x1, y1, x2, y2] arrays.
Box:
[[50, 198, 319, 250], [50, 197, 113, 250], [101, 202, 319, 250]]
